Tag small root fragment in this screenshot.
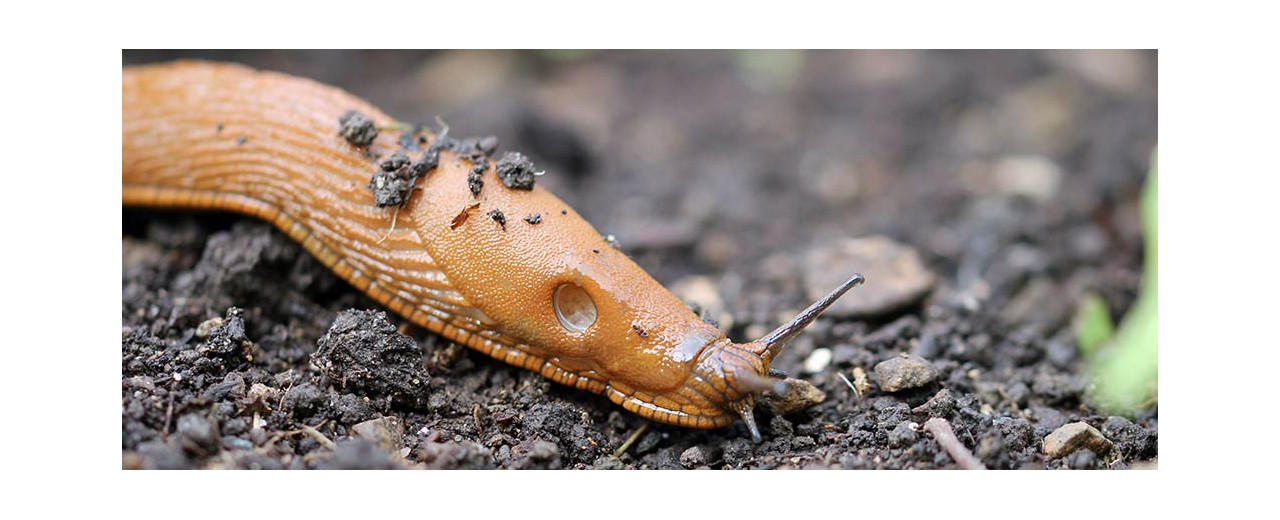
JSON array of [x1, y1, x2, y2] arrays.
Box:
[[922, 417, 987, 470], [377, 207, 400, 244], [612, 422, 650, 458]]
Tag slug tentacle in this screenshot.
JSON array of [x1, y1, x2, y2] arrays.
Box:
[[751, 272, 865, 364]]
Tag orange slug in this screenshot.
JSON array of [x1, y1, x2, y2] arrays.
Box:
[[122, 61, 864, 442]]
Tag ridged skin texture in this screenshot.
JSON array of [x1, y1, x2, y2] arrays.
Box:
[[123, 61, 768, 429]]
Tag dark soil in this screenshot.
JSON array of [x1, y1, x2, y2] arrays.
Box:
[[122, 50, 1157, 469]]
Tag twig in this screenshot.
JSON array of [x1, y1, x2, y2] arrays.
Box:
[[922, 417, 986, 470], [259, 419, 334, 453], [837, 372, 861, 398], [299, 423, 337, 451], [612, 422, 649, 458]]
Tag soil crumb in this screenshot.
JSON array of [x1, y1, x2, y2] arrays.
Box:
[[311, 309, 431, 410], [338, 110, 378, 147]]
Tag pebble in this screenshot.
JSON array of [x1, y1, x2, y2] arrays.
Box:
[[850, 367, 872, 397], [803, 348, 833, 374], [803, 236, 936, 318], [195, 317, 223, 339], [991, 155, 1063, 201], [593, 456, 625, 470], [874, 354, 939, 392], [1043, 421, 1113, 459], [764, 378, 826, 415], [247, 383, 279, 405], [351, 416, 406, 453], [679, 446, 714, 468]]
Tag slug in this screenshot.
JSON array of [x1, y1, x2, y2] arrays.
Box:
[[122, 61, 864, 442]]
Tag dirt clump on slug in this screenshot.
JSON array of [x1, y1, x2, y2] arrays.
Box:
[[488, 209, 507, 231], [338, 109, 378, 147], [467, 170, 484, 197], [368, 149, 437, 207], [495, 152, 539, 190], [124, 50, 1157, 470]]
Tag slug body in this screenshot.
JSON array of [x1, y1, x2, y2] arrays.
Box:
[[123, 61, 862, 440]]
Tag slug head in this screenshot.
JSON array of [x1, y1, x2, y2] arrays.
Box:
[[698, 273, 865, 442]]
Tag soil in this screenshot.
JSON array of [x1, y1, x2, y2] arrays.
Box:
[[122, 50, 1157, 469]]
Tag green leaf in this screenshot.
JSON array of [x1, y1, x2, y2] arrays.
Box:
[[1075, 293, 1115, 357], [1089, 147, 1158, 414]]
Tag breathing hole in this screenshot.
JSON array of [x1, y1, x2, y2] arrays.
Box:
[[554, 283, 597, 333]]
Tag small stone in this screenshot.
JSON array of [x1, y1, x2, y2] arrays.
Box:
[[351, 416, 406, 453], [195, 317, 223, 339], [764, 378, 826, 415], [247, 383, 278, 404], [850, 366, 872, 396], [991, 155, 1062, 201], [1043, 421, 1113, 459], [593, 456, 625, 470], [874, 354, 939, 392], [803, 348, 833, 374], [679, 446, 714, 468], [803, 236, 935, 318]]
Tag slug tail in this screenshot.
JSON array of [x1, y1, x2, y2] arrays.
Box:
[[754, 273, 865, 364]]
